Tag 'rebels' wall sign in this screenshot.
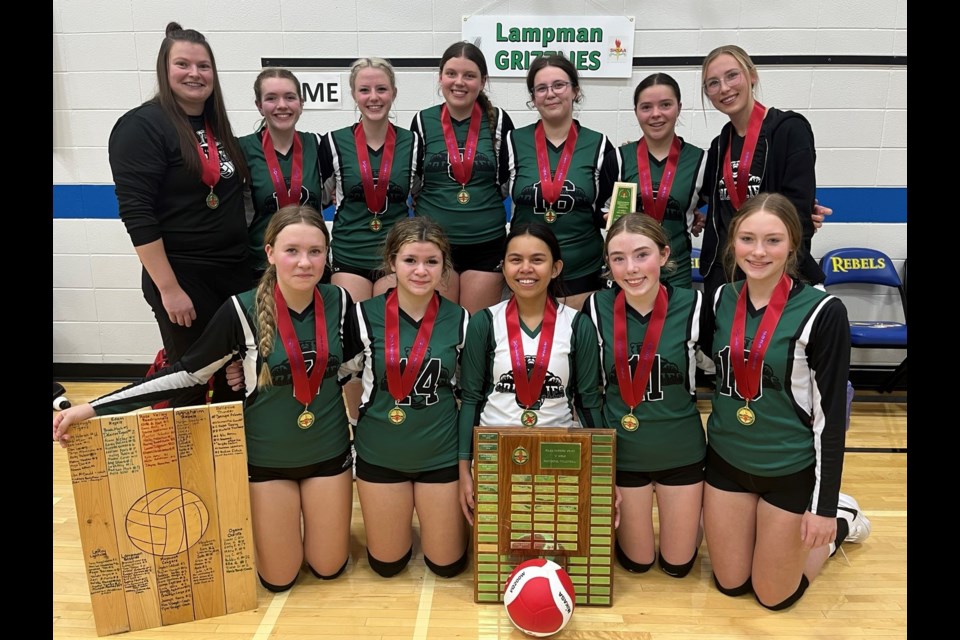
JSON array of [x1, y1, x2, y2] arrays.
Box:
[[462, 15, 635, 78]]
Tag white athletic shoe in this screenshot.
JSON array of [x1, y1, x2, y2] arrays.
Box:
[[837, 493, 871, 544]]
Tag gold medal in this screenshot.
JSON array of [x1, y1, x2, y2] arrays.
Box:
[[369, 217, 383, 232], [544, 208, 557, 223], [297, 409, 315, 429], [206, 190, 219, 209], [388, 406, 406, 425], [457, 188, 470, 205], [520, 409, 538, 427], [621, 413, 639, 431], [736, 405, 756, 426]]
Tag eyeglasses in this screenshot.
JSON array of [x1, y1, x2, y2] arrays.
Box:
[[703, 69, 744, 95], [533, 80, 572, 96]]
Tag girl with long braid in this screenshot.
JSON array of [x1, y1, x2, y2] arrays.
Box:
[[53, 205, 355, 594]]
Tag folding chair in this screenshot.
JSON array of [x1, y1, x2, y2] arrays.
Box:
[[819, 248, 907, 392]]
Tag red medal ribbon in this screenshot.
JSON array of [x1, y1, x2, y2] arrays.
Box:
[[730, 273, 792, 403], [505, 296, 558, 409], [384, 289, 440, 404], [196, 119, 221, 192], [440, 103, 482, 188], [722, 101, 766, 210], [355, 123, 397, 214], [636, 136, 682, 223], [261, 128, 304, 208], [273, 284, 328, 407], [613, 285, 669, 410], [534, 121, 579, 208]]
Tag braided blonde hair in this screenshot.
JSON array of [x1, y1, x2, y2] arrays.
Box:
[[255, 204, 330, 388]]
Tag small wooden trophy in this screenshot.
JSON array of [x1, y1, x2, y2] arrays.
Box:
[[606, 182, 638, 229]]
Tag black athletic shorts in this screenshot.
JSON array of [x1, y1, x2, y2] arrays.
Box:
[[705, 446, 815, 515], [355, 455, 458, 484], [616, 458, 706, 488], [248, 447, 353, 483], [331, 259, 383, 283], [450, 237, 504, 273], [563, 270, 605, 296]]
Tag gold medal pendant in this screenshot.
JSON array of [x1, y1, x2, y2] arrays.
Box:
[[736, 404, 756, 426], [621, 413, 639, 431], [369, 217, 383, 232], [388, 406, 406, 425], [206, 190, 220, 209], [520, 409, 538, 427], [457, 188, 470, 205], [544, 208, 557, 223], [297, 410, 315, 430]]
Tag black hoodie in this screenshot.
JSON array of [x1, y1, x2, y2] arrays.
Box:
[[699, 107, 824, 286]]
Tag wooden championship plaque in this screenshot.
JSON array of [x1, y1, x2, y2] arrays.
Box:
[[606, 181, 637, 230], [66, 402, 257, 636], [471, 427, 617, 606]]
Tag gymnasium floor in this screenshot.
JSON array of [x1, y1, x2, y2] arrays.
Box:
[[53, 382, 906, 639]]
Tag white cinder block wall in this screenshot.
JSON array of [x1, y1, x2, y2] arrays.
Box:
[[53, 0, 907, 368]]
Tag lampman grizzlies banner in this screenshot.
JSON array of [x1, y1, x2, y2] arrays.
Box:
[[462, 15, 635, 78]]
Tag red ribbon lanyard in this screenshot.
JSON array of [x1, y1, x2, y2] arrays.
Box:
[[730, 273, 792, 402], [197, 119, 221, 191], [273, 284, 328, 406], [505, 296, 558, 409], [636, 136, 682, 223], [722, 101, 766, 210], [534, 121, 579, 207], [384, 290, 440, 403], [613, 286, 669, 410], [261, 128, 304, 208], [355, 123, 397, 214], [440, 103, 482, 187]]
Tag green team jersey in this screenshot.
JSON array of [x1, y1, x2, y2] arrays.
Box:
[[457, 299, 604, 460], [343, 291, 468, 473], [319, 124, 424, 270], [501, 121, 621, 279], [239, 129, 324, 273], [410, 105, 514, 244], [88, 284, 353, 469], [709, 279, 850, 516], [619, 138, 705, 288], [583, 286, 705, 471]]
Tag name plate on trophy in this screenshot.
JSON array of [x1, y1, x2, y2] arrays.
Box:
[[472, 427, 616, 606], [606, 182, 638, 229]]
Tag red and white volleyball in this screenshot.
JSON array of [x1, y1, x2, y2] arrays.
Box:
[[503, 558, 576, 637]]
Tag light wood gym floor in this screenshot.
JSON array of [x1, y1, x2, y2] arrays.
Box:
[[53, 382, 906, 639]]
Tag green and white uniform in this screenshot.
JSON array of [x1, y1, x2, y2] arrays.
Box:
[[410, 105, 514, 244], [500, 121, 621, 280], [239, 129, 324, 273], [88, 284, 354, 469], [458, 299, 604, 460], [618, 138, 706, 288], [709, 279, 850, 516], [583, 285, 705, 472], [343, 291, 467, 473], [319, 124, 424, 271]]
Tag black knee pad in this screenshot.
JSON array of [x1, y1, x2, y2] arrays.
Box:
[[713, 573, 753, 597], [367, 546, 413, 578], [307, 558, 348, 581], [258, 572, 297, 593], [424, 547, 469, 578], [758, 574, 810, 611], [658, 548, 698, 578], [615, 539, 654, 573]]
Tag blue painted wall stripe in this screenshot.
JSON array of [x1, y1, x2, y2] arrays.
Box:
[[52, 184, 906, 224]]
